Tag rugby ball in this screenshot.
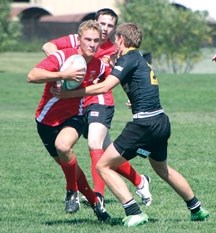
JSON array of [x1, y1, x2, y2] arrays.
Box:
[[60, 54, 87, 90]]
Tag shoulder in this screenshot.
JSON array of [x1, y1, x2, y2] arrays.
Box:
[[123, 50, 146, 65], [97, 40, 117, 58], [50, 34, 78, 48], [49, 48, 78, 66]]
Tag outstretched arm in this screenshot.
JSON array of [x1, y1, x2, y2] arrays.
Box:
[[27, 67, 85, 84], [51, 75, 120, 98]]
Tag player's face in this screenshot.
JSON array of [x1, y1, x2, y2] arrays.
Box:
[[97, 14, 116, 42], [78, 29, 101, 58]]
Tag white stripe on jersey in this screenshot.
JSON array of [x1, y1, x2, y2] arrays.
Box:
[[69, 34, 78, 48], [53, 50, 66, 68], [97, 94, 105, 105], [97, 60, 106, 79], [36, 97, 59, 122], [79, 98, 84, 115], [95, 61, 106, 105]]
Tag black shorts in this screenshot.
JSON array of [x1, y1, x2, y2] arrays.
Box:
[[113, 113, 171, 162], [83, 104, 114, 139], [36, 115, 85, 157]]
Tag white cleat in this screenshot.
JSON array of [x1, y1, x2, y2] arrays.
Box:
[[122, 212, 149, 227], [136, 175, 152, 206]]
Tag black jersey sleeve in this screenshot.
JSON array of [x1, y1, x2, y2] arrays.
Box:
[[110, 52, 138, 84]]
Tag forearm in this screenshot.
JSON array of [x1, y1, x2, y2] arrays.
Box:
[[50, 75, 119, 98], [70, 82, 109, 97], [27, 68, 63, 83], [69, 75, 119, 97]]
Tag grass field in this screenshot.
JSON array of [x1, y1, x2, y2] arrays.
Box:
[[0, 53, 215, 233]]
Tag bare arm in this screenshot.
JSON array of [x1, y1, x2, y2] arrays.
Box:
[[27, 67, 85, 84], [51, 75, 120, 98], [27, 68, 64, 83], [42, 42, 58, 56]]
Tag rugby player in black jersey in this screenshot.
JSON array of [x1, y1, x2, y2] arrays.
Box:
[[52, 22, 209, 227]]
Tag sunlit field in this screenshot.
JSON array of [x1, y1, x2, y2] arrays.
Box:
[[0, 52, 215, 233]]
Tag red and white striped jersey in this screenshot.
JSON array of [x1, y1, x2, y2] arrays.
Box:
[[35, 48, 108, 126], [50, 34, 117, 107]]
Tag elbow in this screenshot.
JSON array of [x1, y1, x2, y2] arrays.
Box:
[[41, 43, 49, 56], [27, 71, 36, 83], [41, 44, 45, 52], [26, 73, 32, 83]]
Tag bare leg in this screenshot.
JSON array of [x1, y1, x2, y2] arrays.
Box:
[[96, 143, 133, 204], [102, 131, 112, 150], [149, 157, 194, 201], [88, 122, 108, 149], [55, 126, 79, 162]]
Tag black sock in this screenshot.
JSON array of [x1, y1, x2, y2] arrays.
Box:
[[123, 199, 142, 216], [185, 196, 201, 213]]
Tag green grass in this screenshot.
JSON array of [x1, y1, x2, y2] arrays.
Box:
[[0, 53, 215, 233]]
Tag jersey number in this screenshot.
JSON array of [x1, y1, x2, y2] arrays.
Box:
[[150, 70, 158, 85]]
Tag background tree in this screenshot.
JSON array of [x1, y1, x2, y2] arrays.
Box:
[[117, 0, 212, 73], [0, 0, 22, 52]]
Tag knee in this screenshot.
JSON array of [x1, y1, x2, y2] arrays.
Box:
[[88, 138, 103, 150], [96, 159, 105, 176], [55, 140, 71, 155], [95, 161, 102, 174]]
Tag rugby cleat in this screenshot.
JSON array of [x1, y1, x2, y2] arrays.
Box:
[[136, 175, 152, 206], [122, 212, 149, 227], [191, 208, 209, 221], [65, 190, 80, 213]]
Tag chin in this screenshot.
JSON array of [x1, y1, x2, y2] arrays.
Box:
[[87, 52, 96, 57], [102, 35, 108, 41]]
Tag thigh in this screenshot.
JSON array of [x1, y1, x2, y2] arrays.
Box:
[[103, 131, 112, 150], [55, 126, 79, 150], [88, 122, 108, 149], [55, 115, 85, 149], [98, 143, 127, 170]]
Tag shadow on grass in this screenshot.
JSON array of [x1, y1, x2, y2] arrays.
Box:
[[44, 218, 99, 225], [43, 217, 160, 227], [44, 217, 123, 226]]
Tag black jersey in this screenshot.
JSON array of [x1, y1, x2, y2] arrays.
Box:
[[111, 49, 163, 115]]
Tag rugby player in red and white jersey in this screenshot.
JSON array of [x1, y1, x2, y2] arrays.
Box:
[[27, 20, 111, 222], [42, 8, 152, 207]]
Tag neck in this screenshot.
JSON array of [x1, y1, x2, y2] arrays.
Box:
[[122, 47, 136, 55], [101, 38, 108, 44]]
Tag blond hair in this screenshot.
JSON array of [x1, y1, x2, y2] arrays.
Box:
[[78, 20, 102, 39]]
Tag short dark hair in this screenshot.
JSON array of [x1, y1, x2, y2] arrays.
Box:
[[95, 8, 118, 25]]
